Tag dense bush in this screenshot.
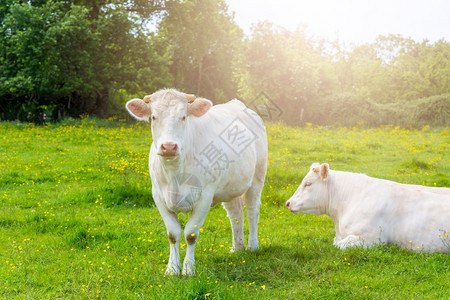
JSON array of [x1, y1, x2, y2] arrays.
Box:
[[304, 93, 450, 127], [412, 94, 450, 127]]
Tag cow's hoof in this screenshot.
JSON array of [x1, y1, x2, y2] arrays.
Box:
[[230, 244, 245, 253], [246, 240, 259, 251], [182, 260, 196, 276], [182, 267, 196, 276], [165, 266, 180, 276]]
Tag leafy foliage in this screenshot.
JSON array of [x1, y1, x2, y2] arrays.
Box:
[[305, 93, 450, 127], [0, 1, 449, 127], [236, 22, 336, 124], [158, 0, 243, 102], [0, 0, 171, 121]]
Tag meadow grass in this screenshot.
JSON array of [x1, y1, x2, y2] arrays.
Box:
[[0, 118, 449, 299]]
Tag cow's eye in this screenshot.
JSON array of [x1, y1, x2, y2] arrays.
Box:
[[305, 182, 312, 187], [152, 115, 156, 121], [181, 116, 186, 121]]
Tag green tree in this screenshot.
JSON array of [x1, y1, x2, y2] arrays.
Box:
[[158, 0, 243, 102], [333, 35, 450, 103], [236, 22, 337, 124], [0, 0, 172, 121], [314, 35, 450, 126], [386, 38, 450, 101]]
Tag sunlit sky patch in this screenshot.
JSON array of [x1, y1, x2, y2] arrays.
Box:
[[226, 0, 450, 44]]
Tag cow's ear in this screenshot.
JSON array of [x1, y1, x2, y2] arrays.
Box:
[[320, 163, 329, 181], [187, 98, 212, 117], [126, 98, 151, 122]]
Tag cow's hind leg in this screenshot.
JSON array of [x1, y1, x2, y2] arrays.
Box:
[[222, 197, 245, 252], [244, 181, 263, 250], [334, 235, 365, 249]]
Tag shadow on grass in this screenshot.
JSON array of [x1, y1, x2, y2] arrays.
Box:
[[203, 244, 333, 283], [68, 181, 154, 208], [199, 239, 450, 282]]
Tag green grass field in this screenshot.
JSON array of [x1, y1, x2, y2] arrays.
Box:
[[0, 118, 449, 299]]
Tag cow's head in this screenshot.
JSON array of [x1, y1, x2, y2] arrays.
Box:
[[126, 89, 212, 158], [286, 163, 329, 215]]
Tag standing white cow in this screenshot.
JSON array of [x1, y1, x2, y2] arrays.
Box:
[[286, 163, 450, 253], [126, 89, 268, 276]]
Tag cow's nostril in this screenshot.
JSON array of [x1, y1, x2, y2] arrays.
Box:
[[286, 201, 290, 209], [161, 143, 178, 156]]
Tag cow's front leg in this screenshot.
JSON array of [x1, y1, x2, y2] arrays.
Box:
[[182, 194, 213, 276], [159, 210, 182, 276]]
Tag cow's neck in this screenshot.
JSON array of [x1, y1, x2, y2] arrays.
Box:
[[324, 172, 340, 221], [158, 156, 185, 182], [326, 171, 360, 222]]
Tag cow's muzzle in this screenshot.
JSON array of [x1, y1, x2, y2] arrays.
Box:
[[159, 142, 178, 157], [285, 200, 299, 214]]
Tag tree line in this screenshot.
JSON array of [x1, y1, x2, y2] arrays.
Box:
[[1, 0, 449, 126]]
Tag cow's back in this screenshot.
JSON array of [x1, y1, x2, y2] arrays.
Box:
[[182, 99, 267, 202]]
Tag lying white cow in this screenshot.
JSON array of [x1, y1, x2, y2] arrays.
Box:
[[126, 89, 268, 275], [286, 163, 450, 253]]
